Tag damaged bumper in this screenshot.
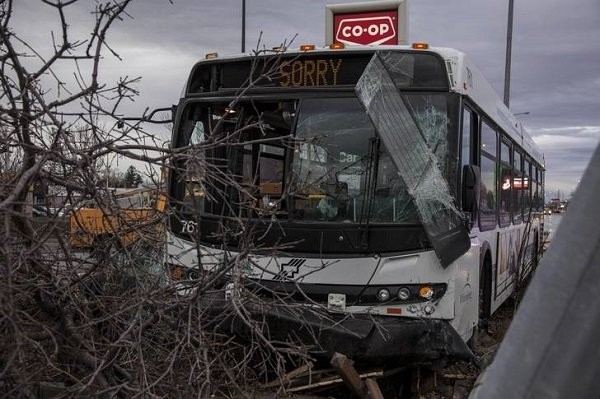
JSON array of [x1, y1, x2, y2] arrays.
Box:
[[203, 295, 473, 365]]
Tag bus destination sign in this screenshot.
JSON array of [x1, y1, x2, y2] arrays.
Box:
[[334, 11, 398, 46], [187, 52, 448, 93], [278, 59, 343, 87]]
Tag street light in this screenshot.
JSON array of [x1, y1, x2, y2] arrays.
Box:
[[503, 0, 515, 107], [241, 0, 246, 53]]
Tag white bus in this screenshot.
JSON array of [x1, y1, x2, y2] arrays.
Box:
[[165, 43, 545, 363]]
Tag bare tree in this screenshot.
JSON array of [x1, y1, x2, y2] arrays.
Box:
[[0, 2, 323, 397]]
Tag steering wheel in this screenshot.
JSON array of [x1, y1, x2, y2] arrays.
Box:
[[317, 196, 339, 220]]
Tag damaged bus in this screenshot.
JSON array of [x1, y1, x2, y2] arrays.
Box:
[[165, 43, 545, 364]]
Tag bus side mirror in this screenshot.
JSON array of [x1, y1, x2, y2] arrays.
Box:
[[462, 165, 480, 214], [171, 104, 178, 123]]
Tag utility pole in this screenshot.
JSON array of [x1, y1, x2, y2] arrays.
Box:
[[241, 0, 246, 53], [503, 0, 514, 107]]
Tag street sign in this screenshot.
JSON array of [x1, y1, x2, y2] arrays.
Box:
[[326, 1, 408, 46]]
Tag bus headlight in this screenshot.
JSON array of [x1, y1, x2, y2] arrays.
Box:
[[377, 288, 391, 302], [398, 287, 411, 300], [358, 283, 446, 305]]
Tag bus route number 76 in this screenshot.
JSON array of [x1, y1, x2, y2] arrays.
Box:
[[181, 220, 197, 234]]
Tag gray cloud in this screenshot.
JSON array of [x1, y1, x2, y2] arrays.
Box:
[[12, 0, 600, 198]]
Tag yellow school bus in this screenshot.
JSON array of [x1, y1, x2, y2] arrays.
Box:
[[69, 187, 166, 250]]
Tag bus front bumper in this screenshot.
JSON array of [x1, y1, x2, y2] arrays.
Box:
[[202, 295, 473, 365]]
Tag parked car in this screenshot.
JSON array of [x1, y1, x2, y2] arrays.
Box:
[[32, 205, 65, 217], [32, 205, 48, 217]]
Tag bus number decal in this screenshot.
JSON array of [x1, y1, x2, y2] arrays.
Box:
[[181, 220, 197, 234]]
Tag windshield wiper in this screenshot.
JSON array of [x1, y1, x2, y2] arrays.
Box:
[[358, 136, 380, 251]]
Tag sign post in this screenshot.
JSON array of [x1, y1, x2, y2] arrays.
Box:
[[326, 0, 408, 46]]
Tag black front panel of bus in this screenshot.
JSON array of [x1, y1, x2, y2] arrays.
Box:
[[171, 215, 430, 256]]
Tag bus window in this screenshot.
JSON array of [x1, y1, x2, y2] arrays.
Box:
[[532, 165, 541, 212], [480, 121, 497, 230], [499, 140, 512, 227], [513, 150, 523, 223], [290, 98, 373, 222], [523, 159, 532, 220], [370, 150, 419, 223], [259, 145, 284, 196], [481, 121, 497, 157], [480, 155, 497, 230], [461, 107, 472, 167]]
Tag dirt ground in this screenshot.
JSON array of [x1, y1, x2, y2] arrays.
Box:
[[423, 298, 517, 399]]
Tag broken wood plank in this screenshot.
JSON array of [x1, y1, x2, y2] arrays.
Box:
[[330, 352, 366, 397], [286, 371, 384, 393], [262, 362, 314, 389], [364, 378, 384, 399]]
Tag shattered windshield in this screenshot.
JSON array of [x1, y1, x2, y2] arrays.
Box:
[[174, 94, 458, 226], [289, 97, 419, 223]]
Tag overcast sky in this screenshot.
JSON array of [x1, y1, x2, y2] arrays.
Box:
[[13, 0, 600, 199]]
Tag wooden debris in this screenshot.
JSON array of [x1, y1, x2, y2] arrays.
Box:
[[330, 352, 384, 399], [364, 378, 384, 399], [261, 353, 385, 397], [286, 371, 383, 393], [330, 352, 366, 397], [262, 362, 314, 389]]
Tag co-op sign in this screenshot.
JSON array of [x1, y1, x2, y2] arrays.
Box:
[[326, 0, 408, 46]]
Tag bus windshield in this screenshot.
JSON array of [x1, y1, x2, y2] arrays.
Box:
[[173, 93, 459, 226]]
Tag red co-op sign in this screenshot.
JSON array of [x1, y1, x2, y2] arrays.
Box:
[[334, 11, 398, 46]]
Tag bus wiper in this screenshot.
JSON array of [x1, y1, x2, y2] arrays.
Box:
[[358, 137, 380, 250]]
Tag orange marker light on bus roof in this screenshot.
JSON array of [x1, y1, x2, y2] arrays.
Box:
[[329, 42, 345, 50], [412, 42, 429, 50], [300, 44, 316, 51], [205, 52, 218, 59]]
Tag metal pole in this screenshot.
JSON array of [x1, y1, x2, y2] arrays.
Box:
[[241, 0, 246, 53], [503, 0, 514, 107]]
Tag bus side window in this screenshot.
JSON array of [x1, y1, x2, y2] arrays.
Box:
[[513, 149, 523, 223], [479, 120, 497, 231], [524, 159, 532, 220], [499, 139, 512, 227], [460, 106, 472, 208]]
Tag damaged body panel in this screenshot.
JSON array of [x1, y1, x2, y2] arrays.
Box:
[[355, 51, 471, 267]]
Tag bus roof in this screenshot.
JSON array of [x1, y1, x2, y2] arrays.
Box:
[[184, 45, 544, 167]]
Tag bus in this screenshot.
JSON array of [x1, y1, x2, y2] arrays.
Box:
[[164, 43, 545, 363], [70, 187, 166, 250]]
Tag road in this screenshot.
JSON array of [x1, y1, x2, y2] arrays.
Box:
[[543, 213, 563, 250]]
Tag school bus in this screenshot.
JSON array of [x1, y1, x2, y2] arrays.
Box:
[[69, 187, 166, 250]]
